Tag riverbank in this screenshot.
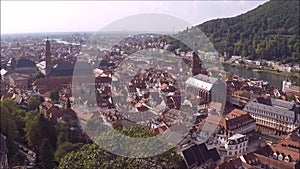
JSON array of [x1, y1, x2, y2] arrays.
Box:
[[222, 63, 300, 88], [222, 62, 300, 80]]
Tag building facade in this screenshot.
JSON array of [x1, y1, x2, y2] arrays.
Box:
[[243, 97, 300, 136], [185, 74, 226, 107], [7, 73, 30, 90], [228, 90, 251, 108], [220, 109, 256, 135], [224, 134, 248, 157]]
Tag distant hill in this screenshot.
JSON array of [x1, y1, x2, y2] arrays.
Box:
[[180, 0, 300, 63]]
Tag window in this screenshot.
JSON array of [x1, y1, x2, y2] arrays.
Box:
[[284, 156, 290, 162]]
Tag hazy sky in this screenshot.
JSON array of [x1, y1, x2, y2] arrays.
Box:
[[1, 1, 267, 34]]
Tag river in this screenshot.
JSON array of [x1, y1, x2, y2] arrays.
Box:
[[45, 37, 298, 89], [44, 38, 80, 45], [222, 65, 299, 89]]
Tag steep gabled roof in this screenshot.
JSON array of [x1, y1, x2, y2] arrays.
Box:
[[181, 143, 220, 169]]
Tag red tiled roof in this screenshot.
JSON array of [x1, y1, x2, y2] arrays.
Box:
[[151, 125, 168, 135], [220, 109, 255, 132], [233, 90, 244, 95], [41, 101, 53, 109], [218, 151, 297, 169], [47, 106, 60, 116], [270, 139, 300, 162], [198, 114, 222, 129], [286, 130, 300, 142], [227, 109, 248, 118], [254, 153, 295, 169], [286, 86, 300, 97], [59, 109, 78, 121], [218, 158, 252, 169], [1, 92, 13, 100], [33, 75, 95, 93], [76, 111, 95, 122]]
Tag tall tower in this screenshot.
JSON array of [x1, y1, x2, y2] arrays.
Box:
[[191, 52, 202, 76], [45, 37, 51, 78]]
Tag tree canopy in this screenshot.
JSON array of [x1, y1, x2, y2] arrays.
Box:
[[39, 138, 54, 169], [179, 0, 300, 63], [50, 89, 60, 103], [28, 97, 41, 110], [59, 125, 182, 169]]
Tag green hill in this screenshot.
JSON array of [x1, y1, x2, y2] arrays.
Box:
[[184, 0, 300, 63]]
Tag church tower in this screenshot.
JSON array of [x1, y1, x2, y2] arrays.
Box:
[[45, 37, 51, 78], [191, 52, 202, 76]]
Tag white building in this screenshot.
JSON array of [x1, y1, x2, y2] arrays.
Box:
[[185, 74, 226, 107], [254, 60, 261, 66], [282, 80, 292, 92], [225, 134, 248, 157], [243, 97, 300, 135]]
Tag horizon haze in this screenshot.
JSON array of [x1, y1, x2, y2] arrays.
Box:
[[1, 1, 267, 34]]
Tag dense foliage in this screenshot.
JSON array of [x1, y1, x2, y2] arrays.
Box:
[[59, 125, 182, 169], [50, 89, 60, 103], [180, 0, 300, 63], [0, 98, 84, 168]]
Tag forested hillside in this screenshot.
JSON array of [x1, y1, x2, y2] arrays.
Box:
[[184, 0, 299, 63]]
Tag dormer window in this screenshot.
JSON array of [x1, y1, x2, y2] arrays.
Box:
[[273, 152, 277, 159], [284, 156, 290, 162], [278, 154, 283, 161]]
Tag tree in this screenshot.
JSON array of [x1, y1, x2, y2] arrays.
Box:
[[1, 99, 18, 116], [59, 144, 110, 169], [39, 138, 54, 169], [101, 156, 142, 169], [54, 142, 81, 161], [50, 89, 60, 103], [0, 105, 17, 140], [0, 104, 18, 161], [59, 125, 182, 169], [12, 152, 26, 166], [23, 110, 39, 126], [25, 119, 43, 150], [286, 93, 296, 101], [38, 114, 57, 149], [28, 97, 41, 110], [187, 0, 300, 63], [1, 99, 27, 141], [33, 70, 45, 80], [38, 95, 45, 103], [56, 123, 71, 146]]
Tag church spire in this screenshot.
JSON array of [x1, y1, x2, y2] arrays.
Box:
[[45, 37, 51, 78], [66, 97, 71, 109]]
